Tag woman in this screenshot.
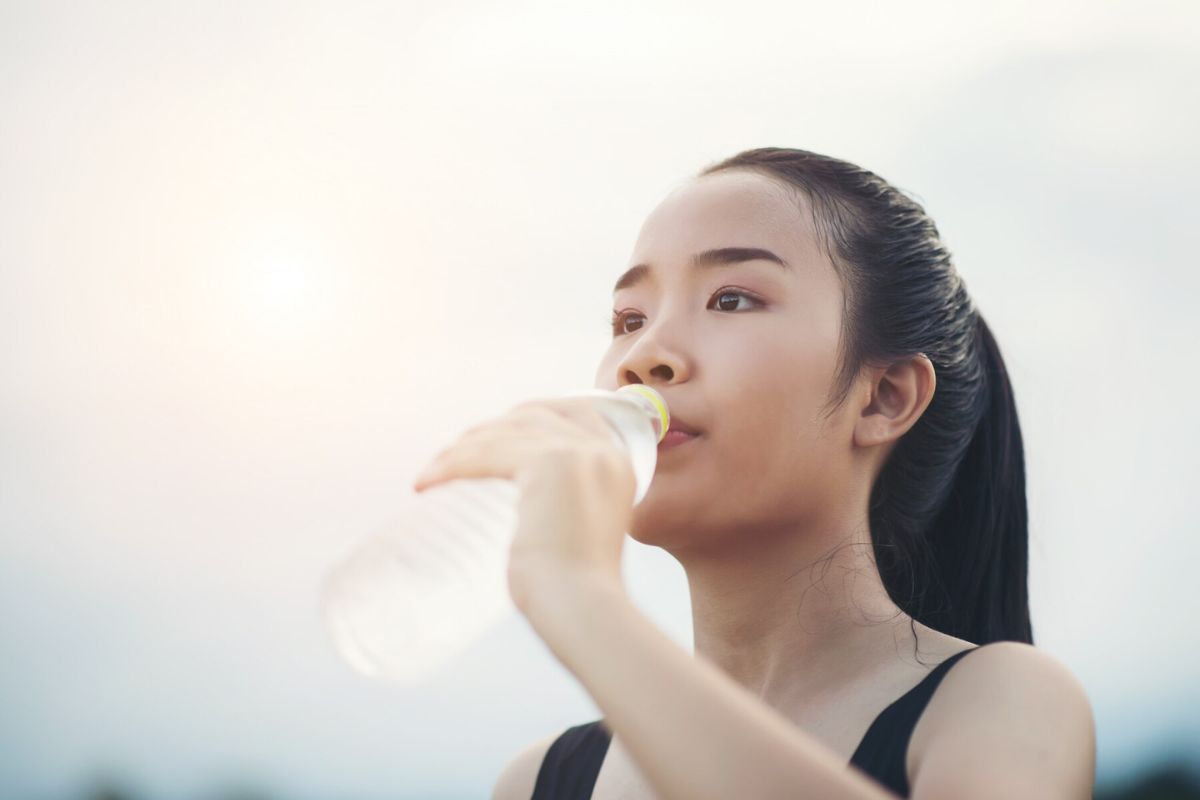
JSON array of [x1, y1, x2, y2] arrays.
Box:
[[412, 147, 1096, 799]]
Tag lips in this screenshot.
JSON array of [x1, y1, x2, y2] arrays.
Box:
[[666, 417, 701, 437], [659, 429, 699, 449], [659, 410, 701, 450]]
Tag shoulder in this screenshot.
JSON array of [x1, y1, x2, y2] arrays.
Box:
[[909, 641, 1096, 799], [490, 730, 561, 800], [930, 641, 1093, 722]]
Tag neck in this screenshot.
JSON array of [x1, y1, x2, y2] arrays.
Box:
[[674, 507, 911, 710]]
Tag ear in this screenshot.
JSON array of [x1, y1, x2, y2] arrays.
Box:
[[853, 354, 936, 449]]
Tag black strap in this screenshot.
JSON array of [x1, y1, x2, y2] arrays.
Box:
[[848, 647, 980, 797], [531, 719, 613, 800]]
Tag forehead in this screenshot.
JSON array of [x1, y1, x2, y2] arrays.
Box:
[[629, 170, 823, 269]]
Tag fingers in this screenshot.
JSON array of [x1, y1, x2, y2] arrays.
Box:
[[413, 405, 580, 491], [413, 398, 618, 493], [514, 397, 613, 440]]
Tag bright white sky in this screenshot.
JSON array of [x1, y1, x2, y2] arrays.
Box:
[[1, 1, 1197, 797]]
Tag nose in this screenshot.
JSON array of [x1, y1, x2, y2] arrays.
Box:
[[609, 317, 692, 389]]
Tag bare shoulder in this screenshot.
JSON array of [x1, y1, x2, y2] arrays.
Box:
[[909, 641, 1097, 799], [932, 641, 1094, 719], [490, 730, 561, 800]]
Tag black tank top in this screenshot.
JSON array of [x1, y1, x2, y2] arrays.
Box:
[[531, 646, 979, 799]]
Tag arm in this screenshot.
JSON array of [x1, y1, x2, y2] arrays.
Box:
[[514, 564, 899, 800], [907, 641, 1096, 800]]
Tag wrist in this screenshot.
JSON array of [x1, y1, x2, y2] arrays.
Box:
[[509, 558, 636, 677]]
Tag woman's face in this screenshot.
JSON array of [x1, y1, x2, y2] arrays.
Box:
[[593, 169, 863, 556]]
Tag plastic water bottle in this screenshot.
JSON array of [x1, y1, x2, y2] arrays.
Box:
[[319, 384, 670, 686]]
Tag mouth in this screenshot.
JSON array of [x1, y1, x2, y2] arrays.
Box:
[[665, 414, 702, 436], [658, 429, 701, 450]]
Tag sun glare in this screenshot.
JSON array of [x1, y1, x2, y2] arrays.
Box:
[[226, 228, 342, 342]]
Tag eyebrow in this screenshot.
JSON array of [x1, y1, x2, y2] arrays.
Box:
[[612, 247, 790, 294]]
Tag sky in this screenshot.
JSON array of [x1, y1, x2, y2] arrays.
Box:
[[1, 1, 1198, 797]]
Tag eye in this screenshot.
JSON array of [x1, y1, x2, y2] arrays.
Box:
[[609, 287, 764, 337]]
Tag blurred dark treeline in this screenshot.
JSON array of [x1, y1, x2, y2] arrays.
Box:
[[1094, 762, 1200, 800], [68, 759, 1200, 800]]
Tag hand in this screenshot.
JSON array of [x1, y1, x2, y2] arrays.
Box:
[[411, 396, 637, 613]]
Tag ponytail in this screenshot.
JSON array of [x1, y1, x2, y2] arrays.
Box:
[[919, 314, 1032, 644]]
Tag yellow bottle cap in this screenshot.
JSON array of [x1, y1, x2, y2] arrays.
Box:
[[616, 385, 670, 444]]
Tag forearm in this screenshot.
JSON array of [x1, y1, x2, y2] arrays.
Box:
[[515, 567, 898, 800]]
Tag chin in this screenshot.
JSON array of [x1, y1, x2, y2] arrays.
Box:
[[627, 502, 702, 551]]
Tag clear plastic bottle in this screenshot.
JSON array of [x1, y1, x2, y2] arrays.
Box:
[[318, 384, 670, 686]]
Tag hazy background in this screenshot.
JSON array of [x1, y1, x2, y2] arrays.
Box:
[[2, 1, 1197, 798]]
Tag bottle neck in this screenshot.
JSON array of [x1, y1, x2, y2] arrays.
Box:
[[614, 385, 669, 444]]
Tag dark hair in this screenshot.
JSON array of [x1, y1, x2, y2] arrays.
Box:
[[698, 147, 1032, 647]]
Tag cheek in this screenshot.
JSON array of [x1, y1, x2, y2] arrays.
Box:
[[706, 345, 845, 493], [715, 346, 837, 466], [714, 407, 837, 513]]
